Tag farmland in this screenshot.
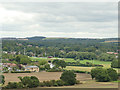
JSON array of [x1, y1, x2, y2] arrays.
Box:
[[30, 57, 112, 68], [3, 72, 118, 88], [30, 57, 119, 73], [2, 37, 119, 89]]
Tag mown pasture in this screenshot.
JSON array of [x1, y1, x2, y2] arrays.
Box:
[[30, 57, 112, 68]]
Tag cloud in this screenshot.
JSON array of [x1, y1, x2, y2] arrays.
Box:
[[0, 2, 118, 38]]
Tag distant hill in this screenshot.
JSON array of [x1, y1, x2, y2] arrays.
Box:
[[1, 36, 118, 43], [26, 36, 46, 41], [1, 36, 46, 41]]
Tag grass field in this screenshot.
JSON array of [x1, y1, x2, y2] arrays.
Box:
[[3, 72, 118, 88], [65, 66, 95, 72], [30, 57, 112, 68], [78, 60, 111, 68]]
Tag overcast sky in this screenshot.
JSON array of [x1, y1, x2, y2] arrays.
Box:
[[0, 2, 118, 38]]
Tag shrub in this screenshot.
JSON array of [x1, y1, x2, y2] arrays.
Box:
[[0, 75, 5, 84], [18, 76, 39, 88], [39, 82, 45, 87], [95, 71, 111, 82], [52, 59, 67, 69], [111, 60, 120, 68], [91, 67, 103, 79], [5, 82, 18, 89], [91, 67, 117, 82], [60, 70, 76, 85], [56, 80, 65, 86], [107, 68, 118, 81], [30, 76, 40, 87], [43, 81, 53, 87], [16, 82, 24, 88], [44, 64, 50, 70], [5, 82, 23, 89], [49, 80, 56, 86]]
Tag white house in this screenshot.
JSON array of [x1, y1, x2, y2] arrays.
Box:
[[48, 61, 55, 68]]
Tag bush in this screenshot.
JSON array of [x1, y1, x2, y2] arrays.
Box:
[[43, 81, 53, 87], [16, 82, 24, 88], [91, 67, 103, 79], [91, 67, 117, 82], [95, 71, 111, 82], [107, 68, 118, 81], [56, 80, 65, 86], [39, 79, 73, 87], [0, 75, 5, 84], [52, 59, 67, 69], [111, 60, 120, 68], [18, 76, 39, 88], [39, 82, 45, 87], [5, 82, 24, 89], [49, 80, 57, 86], [5, 82, 18, 89], [60, 70, 76, 85], [44, 64, 50, 70], [30, 76, 40, 87]]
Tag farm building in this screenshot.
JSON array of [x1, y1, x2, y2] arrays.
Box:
[[24, 66, 39, 72]]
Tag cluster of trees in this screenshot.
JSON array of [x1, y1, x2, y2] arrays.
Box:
[[66, 51, 97, 60], [111, 59, 120, 68], [37, 60, 50, 71], [40, 70, 79, 87], [66, 61, 103, 67], [2, 54, 31, 65], [4, 76, 39, 89], [2, 37, 118, 58], [98, 53, 116, 61], [4, 70, 79, 89], [91, 67, 118, 82], [52, 59, 67, 69]]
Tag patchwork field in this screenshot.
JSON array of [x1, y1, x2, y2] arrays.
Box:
[[65, 66, 95, 72], [3, 72, 118, 88], [30, 57, 112, 68], [30, 57, 119, 73]]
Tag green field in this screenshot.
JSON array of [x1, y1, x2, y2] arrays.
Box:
[[63, 58, 111, 68], [78, 60, 111, 68], [30, 57, 112, 68], [30, 57, 48, 61]]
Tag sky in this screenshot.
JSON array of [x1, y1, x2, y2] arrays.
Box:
[[0, 2, 118, 38]]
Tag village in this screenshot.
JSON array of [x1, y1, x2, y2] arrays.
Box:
[[1, 49, 118, 73], [1, 59, 55, 73]]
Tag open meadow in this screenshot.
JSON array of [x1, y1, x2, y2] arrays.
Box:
[[30, 57, 114, 72], [30, 57, 112, 67]]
